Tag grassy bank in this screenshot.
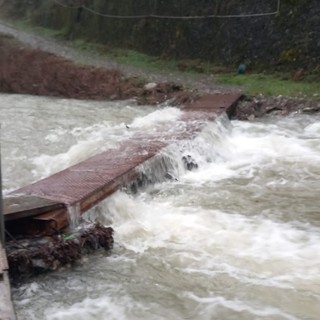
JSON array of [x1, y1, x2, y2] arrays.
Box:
[[216, 73, 320, 100], [52, 36, 320, 101]]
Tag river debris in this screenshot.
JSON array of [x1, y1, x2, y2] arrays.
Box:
[[136, 82, 197, 105], [182, 155, 198, 171], [6, 224, 113, 283]]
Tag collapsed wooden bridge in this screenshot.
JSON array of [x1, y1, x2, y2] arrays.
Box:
[[0, 93, 242, 319], [4, 93, 242, 236]]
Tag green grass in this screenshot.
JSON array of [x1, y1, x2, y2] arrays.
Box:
[[216, 73, 320, 100], [13, 19, 66, 38], [107, 49, 158, 68]]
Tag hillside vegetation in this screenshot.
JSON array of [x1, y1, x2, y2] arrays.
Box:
[[1, 0, 319, 76]]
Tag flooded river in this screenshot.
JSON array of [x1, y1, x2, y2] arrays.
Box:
[[1, 93, 320, 320]]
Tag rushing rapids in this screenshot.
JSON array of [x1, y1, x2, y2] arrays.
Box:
[[1, 93, 319, 320]]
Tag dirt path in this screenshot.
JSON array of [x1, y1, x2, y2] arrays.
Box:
[[0, 20, 240, 95]]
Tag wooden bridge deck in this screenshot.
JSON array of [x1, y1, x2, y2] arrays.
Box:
[[4, 93, 242, 236]]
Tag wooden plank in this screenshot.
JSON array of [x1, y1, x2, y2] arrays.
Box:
[[0, 272, 16, 320], [0, 243, 16, 320], [0, 243, 8, 271], [4, 196, 64, 221]]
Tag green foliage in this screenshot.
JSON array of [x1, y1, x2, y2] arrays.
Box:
[[279, 48, 301, 63], [1, 0, 319, 74]]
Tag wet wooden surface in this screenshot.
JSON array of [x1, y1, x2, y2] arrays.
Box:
[[4, 196, 65, 221], [0, 243, 16, 320]]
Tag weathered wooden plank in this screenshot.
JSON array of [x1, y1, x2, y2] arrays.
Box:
[[0, 243, 16, 320], [0, 243, 8, 271], [4, 196, 64, 221]]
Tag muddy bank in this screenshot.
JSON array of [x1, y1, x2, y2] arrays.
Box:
[[0, 33, 195, 105], [235, 95, 320, 120], [0, 20, 238, 95]]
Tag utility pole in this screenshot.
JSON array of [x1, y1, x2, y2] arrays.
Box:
[[0, 125, 4, 245], [0, 147, 4, 245]]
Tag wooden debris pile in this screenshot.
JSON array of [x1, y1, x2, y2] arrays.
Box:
[[6, 224, 113, 283]]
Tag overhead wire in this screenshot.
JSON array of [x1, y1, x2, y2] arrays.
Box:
[[52, 0, 281, 19], [52, 0, 81, 9]]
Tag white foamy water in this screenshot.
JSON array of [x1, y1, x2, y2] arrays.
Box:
[[2, 94, 320, 320], [0, 94, 163, 192]]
